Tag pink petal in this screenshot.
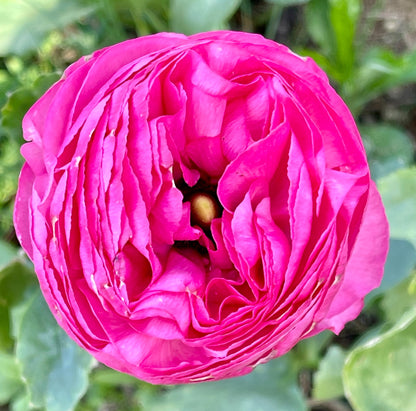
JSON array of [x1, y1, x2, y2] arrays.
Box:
[[309, 182, 389, 335]]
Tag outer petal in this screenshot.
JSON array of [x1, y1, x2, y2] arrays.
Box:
[[13, 163, 35, 259], [309, 182, 389, 336]]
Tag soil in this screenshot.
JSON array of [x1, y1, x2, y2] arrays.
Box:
[[363, 0, 416, 52], [360, 0, 416, 141]]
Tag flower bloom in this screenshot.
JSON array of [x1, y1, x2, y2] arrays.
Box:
[[14, 31, 389, 384]]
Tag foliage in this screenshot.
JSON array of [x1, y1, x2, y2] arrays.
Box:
[[144, 355, 306, 411], [16, 291, 95, 411], [0, 0, 95, 56], [301, 0, 416, 115], [344, 307, 416, 411], [378, 168, 416, 249], [170, 0, 243, 34], [0, 1, 415, 410]]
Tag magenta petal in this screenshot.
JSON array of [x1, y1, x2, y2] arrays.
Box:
[[230, 192, 259, 268], [186, 136, 228, 178], [14, 164, 35, 259], [218, 120, 291, 212], [310, 182, 389, 335]]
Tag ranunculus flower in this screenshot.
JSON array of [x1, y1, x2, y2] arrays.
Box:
[[14, 31, 389, 384]]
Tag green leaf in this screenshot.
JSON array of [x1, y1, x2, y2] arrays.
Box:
[[378, 167, 416, 249], [0, 89, 33, 143], [0, 240, 18, 271], [328, 0, 360, 78], [0, 351, 23, 405], [0, 0, 95, 56], [90, 366, 141, 386], [361, 124, 414, 180], [0, 135, 22, 216], [366, 239, 416, 304], [266, 0, 310, 4], [380, 272, 416, 324], [0, 305, 12, 350], [0, 260, 37, 308], [312, 345, 346, 400], [0, 72, 60, 234], [292, 330, 332, 370], [297, 49, 336, 78], [124, 0, 169, 36], [170, 0, 242, 34], [0, 70, 19, 109], [305, 0, 334, 58], [144, 355, 307, 411], [1, 72, 61, 141], [15, 290, 95, 411], [305, 0, 360, 83], [0, 258, 36, 348], [343, 307, 416, 411], [10, 393, 33, 411], [344, 48, 416, 113]]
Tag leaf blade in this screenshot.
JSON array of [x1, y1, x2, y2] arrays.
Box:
[[15, 291, 94, 411], [343, 308, 416, 411], [170, 0, 242, 34]]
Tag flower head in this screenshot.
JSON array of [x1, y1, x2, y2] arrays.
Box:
[[14, 31, 389, 384]]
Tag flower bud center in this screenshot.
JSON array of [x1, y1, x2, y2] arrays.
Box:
[[190, 192, 220, 229]]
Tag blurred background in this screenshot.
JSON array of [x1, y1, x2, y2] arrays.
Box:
[[0, 1, 415, 410]]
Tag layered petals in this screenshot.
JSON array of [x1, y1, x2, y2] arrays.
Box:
[[14, 31, 388, 384]]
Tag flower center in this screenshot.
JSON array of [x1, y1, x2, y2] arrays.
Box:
[[174, 174, 222, 235], [190, 192, 220, 229]]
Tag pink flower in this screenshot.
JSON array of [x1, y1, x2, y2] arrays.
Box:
[[14, 31, 389, 384]]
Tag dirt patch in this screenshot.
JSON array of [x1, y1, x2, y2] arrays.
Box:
[[360, 0, 416, 140], [363, 0, 416, 52]]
